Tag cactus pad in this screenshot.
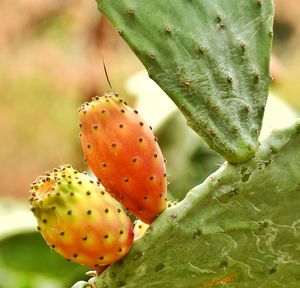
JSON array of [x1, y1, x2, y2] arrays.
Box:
[[96, 0, 274, 163]]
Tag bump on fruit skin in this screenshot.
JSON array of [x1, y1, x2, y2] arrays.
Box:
[[133, 219, 150, 240], [79, 93, 167, 224], [29, 165, 134, 270]]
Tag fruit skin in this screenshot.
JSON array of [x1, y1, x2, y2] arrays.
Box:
[[133, 219, 149, 240], [29, 165, 134, 270], [79, 93, 167, 224]]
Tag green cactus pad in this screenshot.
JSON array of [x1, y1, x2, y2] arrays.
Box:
[[96, 0, 274, 163], [77, 120, 300, 287]]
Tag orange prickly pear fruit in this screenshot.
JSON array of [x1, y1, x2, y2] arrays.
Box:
[[79, 93, 167, 224], [29, 165, 134, 270]]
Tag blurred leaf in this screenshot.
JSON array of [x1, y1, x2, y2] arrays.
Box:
[[0, 232, 88, 287]]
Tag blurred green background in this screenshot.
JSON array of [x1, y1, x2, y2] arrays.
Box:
[[0, 0, 299, 287]]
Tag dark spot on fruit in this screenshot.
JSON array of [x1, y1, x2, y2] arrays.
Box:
[[119, 124, 124, 128], [30, 207, 35, 212], [138, 225, 142, 229], [56, 192, 60, 196], [101, 109, 106, 113], [66, 259, 71, 262], [139, 122, 144, 126], [89, 180, 94, 184], [132, 157, 137, 162], [124, 178, 129, 183], [67, 210, 72, 215], [105, 208, 109, 213], [87, 144, 91, 149], [134, 110, 138, 114], [101, 191, 105, 195], [37, 226, 41, 231], [99, 256, 104, 260], [121, 109, 125, 113], [51, 245, 55, 248], [120, 230, 124, 235], [164, 173, 167, 177], [104, 234, 109, 239], [139, 137, 143, 143], [73, 254, 78, 258], [144, 195, 148, 200], [42, 219, 47, 224], [60, 231, 65, 236], [117, 208, 121, 213], [86, 191, 91, 195], [78, 181, 82, 184], [128, 8, 134, 14], [93, 125, 98, 130], [159, 194, 163, 198], [154, 153, 158, 158], [70, 192, 74, 196], [118, 248, 123, 252], [112, 143, 117, 148], [154, 137, 158, 142], [149, 176, 154, 181], [82, 236, 88, 241]]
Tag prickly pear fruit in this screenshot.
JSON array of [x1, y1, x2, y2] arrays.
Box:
[[29, 165, 134, 270], [79, 93, 167, 224], [133, 219, 149, 240]]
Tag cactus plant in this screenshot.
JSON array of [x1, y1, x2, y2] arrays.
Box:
[[69, 0, 300, 287], [96, 0, 274, 164], [79, 94, 167, 224], [80, 120, 300, 287]]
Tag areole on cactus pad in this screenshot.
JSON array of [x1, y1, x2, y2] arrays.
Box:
[[29, 165, 134, 270], [79, 93, 167, 224]]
